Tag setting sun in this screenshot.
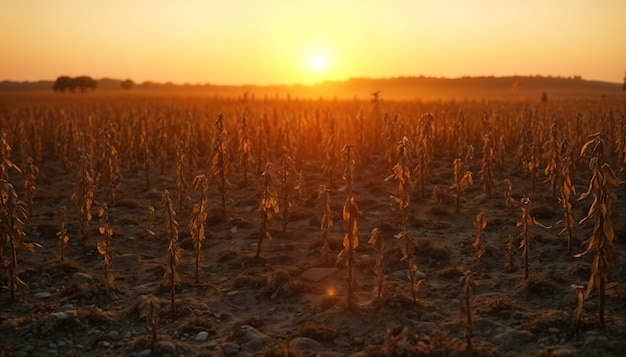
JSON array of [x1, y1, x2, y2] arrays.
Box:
[[309, 55, 328, 71]]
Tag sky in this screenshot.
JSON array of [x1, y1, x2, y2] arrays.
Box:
[[1, 0, 625, 85]]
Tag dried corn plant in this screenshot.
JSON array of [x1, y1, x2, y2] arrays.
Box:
[[175, 141, 188, 212], [368, 228, 386, 298], [571, 284, 585, 324], [237, 113, 254, 185], [616, 113, 626, 184], [450, 158, 473, 213], [414, 113, 434, 198], [162, 190, 181, 313], [256, 113, 270, 175], [211, 113, 231, 217], [138, 294, 161, 345], [71, 149, 97, 239], [382, 113, 398, 169], [503, 179, 515, 214], [138, 127, 153, 189], [318, 184, 333, 256], [528, 141, 541, 192], [56, 206, 69, 263], [277, 147, 298, 234], [386, 136, 414, 231], [518, 197, 534, 281], [394, 230, 423, 303], [557, 145, 577, 253], [0, 132, 21, 181], [472, 213, 487, 263], [480, 133, 495, 198], [542, 119, 560, 199], [464, 145, 475, 171], [1, 180, 40, 301], [355, 109, 368, 170], [461, 270, 477, 354], [516, 116, 532, 180], [97, 203, 114, 286], [22, 157, 39, 217], [258, 162, 279, 258], [190, 174, 208, 284], [337, 144, 361, 309], [98, 123, 120, 203], [185, 117, 200, 176], [322, 115, 338, 185], [575, 133, 622, 325]]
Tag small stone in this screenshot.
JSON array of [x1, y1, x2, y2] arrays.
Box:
[[156, 341, 176, 354], [289, 337, 323, 356], [63, 310, 77, 318], [237, 325, 272, 352], [46, 350, 58, 355], [34, 292, 51, 299], [88, 327, 101, 335], [48, 343, 57, 349], [49, 312, 69, 320], [227, 290, 239, 296], [108, 330, 119, 339], [137, 349, 152, 357], [76, 344, 84, 349], [58, 304, 75, 312], [195, 331, 210, 342], [72, 272, 92, 283], [101, 341, 111, 348], [548, 327, 560, 334], [57, 341, 66, 347]]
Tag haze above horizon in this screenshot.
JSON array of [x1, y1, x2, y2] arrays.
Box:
[[1, 0, 624, 86]]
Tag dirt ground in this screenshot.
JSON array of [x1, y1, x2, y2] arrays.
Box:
[[1, 94, 626, 356]]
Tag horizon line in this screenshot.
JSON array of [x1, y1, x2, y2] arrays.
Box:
[[1, 74, 621, 87]]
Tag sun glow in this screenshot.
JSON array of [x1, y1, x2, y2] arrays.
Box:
[[309, 55, 327, 71]]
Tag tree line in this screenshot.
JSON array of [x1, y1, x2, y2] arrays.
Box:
[[52, 76, 135, 92], [53, 76, 97, 93]]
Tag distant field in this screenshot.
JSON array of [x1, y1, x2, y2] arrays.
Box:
[[2, 75, 623, 101]]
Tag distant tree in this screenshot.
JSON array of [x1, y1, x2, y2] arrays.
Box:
[[121, 79, 134, 90], [53, 76, 73, 92], [541, 92, 548, 103], [74, 76, 97, 92], [623, 71, 626, 91], [52, 76, 96, 93]]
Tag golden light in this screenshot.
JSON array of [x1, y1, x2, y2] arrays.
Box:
[[309, 55, 327, 71]]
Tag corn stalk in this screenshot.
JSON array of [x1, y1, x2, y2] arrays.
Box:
[[575, 133, 622, 325]]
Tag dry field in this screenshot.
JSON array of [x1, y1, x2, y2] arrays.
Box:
[[1, 92, 626, 356]]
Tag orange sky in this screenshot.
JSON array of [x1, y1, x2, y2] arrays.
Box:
[[1, 0, 624, 85]]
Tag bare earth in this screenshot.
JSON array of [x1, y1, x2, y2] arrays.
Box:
[[1, 93, 626, 356]]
